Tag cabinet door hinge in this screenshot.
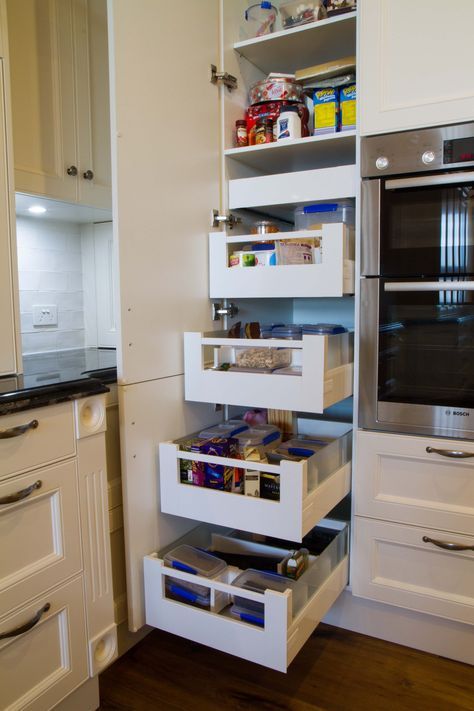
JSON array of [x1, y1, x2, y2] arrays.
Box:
[[211, 209, 242, 230], [212, 302, 239, 321], [210, 64, 238, 92]]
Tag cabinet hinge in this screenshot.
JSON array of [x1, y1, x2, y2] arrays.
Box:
[[212, 302, 239, 321], [211, 209, 242, 230], [210, 64, 238, 92]]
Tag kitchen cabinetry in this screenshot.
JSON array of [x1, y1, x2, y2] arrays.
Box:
[[0, 397, 117, 709], [359, 0, 474, 136], [6, 0, 111, 209], [0, 1, 20, 377], [352, 430, 474, 625], [109, 0, 356, 671]]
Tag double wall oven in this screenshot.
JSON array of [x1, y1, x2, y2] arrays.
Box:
[[360, 122, 474, 439]]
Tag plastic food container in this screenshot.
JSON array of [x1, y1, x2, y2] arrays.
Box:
[[294, 201, 355, 229], [301, 323, 348, 335], [270, 324, 302, 339], [234, 425, 282, 455], [326, 0, 356, 16], [198, 420, 249, 440], [234, 346, 292, 371], [244, 2, 278, 38], [230, 569, 305, 624], [279, 0, 327, 29], [164, 544, 227, 603], [249, 77, 304, 105]]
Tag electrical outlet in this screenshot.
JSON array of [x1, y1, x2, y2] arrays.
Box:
[[33, 304, 58, 327]]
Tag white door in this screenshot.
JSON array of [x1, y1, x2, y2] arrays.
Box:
[[359, 0, 474, 135]]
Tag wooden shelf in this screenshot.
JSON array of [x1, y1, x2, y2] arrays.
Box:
[[225, 131, 356, 174], [234, 12, 357, 75]]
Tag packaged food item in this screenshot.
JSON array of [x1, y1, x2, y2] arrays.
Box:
[[177, 437, 201, 484], [295, 200, 355, 228], [242, 408, 268, 425], [233, 346, 292, 371], [249, 75, 304, 105], [235, 119, 248, 147], [199, 437, 239, 490], [295, 56, 356, 83], [246, 100, 309, 145], [313, 87, 339, 135], [255, 118, 274, 144], [325, 0, 356, 16], [276, 106, 302, 140], [244, 470, 260, 497], [244, 2, 278, 38], [244, 322, 261, 339], [276, 240, 313, 265], [229, 250, 255, 267], [251, 220, 279, 235], [164, 544, 227, 608], [251, 243, 277, 266], [260, 471, 280, 500], [279, 0, 327, 28], [339, 83, 356, 131]]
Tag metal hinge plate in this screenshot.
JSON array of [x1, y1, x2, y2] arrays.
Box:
[[212, 302, 239, 321], [210, 64, 238, 92], [211, 209, 242, 230]]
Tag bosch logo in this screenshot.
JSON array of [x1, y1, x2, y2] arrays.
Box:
[[448, 410, 470, 417]]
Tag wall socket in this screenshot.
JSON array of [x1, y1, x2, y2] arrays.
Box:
[[33, 304, 58, 327]]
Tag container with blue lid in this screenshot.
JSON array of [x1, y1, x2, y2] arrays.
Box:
[[164, 544, 227, 603], [271, 324, 303, 339], [302, 323, 348, 335], [295, 200, 354, 229], [230, 568, 304, 625], [198, 419, 249, 440]]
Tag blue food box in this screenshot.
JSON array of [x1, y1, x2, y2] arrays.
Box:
[[339, 83, 356, 131], [313, 87, 339, 135], [200, 437, 238, 491]]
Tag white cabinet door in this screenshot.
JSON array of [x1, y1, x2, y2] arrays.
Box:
[[359, 0, 474, 135], [0, 58, 17, 376], [108, 0, 219, 384]]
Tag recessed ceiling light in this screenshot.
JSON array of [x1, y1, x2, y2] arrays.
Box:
[[28, 205, 47, 214]]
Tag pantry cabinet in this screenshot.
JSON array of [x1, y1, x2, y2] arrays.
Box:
[[359, 0, 474, 136], [6, 0, 111, 209]]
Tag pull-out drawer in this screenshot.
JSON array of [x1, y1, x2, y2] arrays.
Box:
[[355, 430, 474, 535], [0, 402, 75, 481], [184, 332, 353, 413], [160, 421, 351, 541], [209, 224, 355, 299], [352, 517, 474, 626], [0, 460, 82, 613], [144, 520, 348, 673], [0, 575, 88, 711]]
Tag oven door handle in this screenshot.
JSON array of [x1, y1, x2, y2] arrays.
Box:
[[384, 281, 474, 292], [385, 171, 474, 190]]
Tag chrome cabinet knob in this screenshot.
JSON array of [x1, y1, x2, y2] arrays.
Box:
[[66, 165, 78, 176], [375, 156, 389, 170], [83, 170, 94, 180], [422, 150, 436, 164]]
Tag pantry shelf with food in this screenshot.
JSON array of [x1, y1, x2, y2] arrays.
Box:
[[159, 419, 351, 541], [209, 223, 355, 298], [144, 519, 349, 673], [183, 330, 354, 413]]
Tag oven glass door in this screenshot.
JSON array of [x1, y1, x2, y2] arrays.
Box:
[[378, 278, 474, 410], [380, 173, 474, 276]]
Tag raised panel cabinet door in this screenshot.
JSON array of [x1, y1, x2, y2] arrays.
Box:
[[0, 59, 17, 376], [6, 0, 77, 200], [75, 0, 112, 209], [359, 0, 474, 135]]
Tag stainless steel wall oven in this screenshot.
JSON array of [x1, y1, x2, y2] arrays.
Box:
[[360, 123, 474, 439]]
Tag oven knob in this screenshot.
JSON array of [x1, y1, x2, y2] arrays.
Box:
[[375, 156, 389, 170], [422, 150, 436, 164]]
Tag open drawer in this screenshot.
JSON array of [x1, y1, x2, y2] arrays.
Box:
[[184, 332, 353, 412], [159, 420, 351, 541], [209, 224, 355, 299], [144, 520, 349, 672]]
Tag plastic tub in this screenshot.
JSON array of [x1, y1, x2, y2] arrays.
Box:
[[163, 544, 227, 600], [294, 201, 355, 229], [235, 425, 281, 454], [233, 346, 292, 371], [270, 324, 303, 339], [198, 420, 249, 440], [244, 2, 278, 38], [301, 323, 348, 335], [279, 0, 327, 29], [231, 569, 306, 621]]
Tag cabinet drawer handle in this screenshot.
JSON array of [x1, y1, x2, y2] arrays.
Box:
[[83, 169, 94, 180], [0, 419, 39, 439], [422, 535, 474, 552], [0, 603, 50, 640], [0, 479, 42, 505], [425, 446, 474, 459]]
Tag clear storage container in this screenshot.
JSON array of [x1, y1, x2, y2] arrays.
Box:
[[244, 2, 278, 38], [233, 346, 292, 371], [163, 544, 227, 603], [234, 425, 282, 455], [294, 201, 355, 229], [198, 420, 249, 440], [279, 0, 327, 29]]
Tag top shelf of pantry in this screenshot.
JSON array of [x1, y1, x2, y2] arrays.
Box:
[[233, 12, 357, 75]]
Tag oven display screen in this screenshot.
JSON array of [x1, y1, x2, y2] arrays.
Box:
[[444, 137, 474, 164]]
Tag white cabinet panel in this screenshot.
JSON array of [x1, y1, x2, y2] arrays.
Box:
[[359, 0, 474, 135], [355, 430, 474, 535], [352, 517, 474, 626]]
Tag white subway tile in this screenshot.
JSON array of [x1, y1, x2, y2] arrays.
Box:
[[57, 330, 85, 350], [38, 271, 68, 292], [18, 271, 41, 291], [67, 272, 83, 291], [21, 330, 59, 354]]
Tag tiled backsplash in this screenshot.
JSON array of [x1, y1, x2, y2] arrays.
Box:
[[16, 216, 85, 354]]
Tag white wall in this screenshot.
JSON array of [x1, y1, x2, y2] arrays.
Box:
[[16, 216, 85, 354]]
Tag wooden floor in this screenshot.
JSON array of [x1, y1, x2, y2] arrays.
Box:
[[99, 624, 474, 711]]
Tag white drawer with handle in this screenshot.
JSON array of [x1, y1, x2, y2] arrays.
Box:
[[0, 402, 76, 481], [355, 430, 474, 535], [352, 517, 474, 625], [0, 460, 82, 613]]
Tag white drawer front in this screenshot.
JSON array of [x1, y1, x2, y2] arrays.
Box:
[[144, 521, 348, 672], [355, 430, 474, 535], [0, 403, 76, 481], [352, 517, 474, 625], [0, 461, 82, 613], [0, 576, 88, 711]]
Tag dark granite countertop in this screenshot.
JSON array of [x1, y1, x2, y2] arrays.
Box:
[[0, 348, 117, 415]]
